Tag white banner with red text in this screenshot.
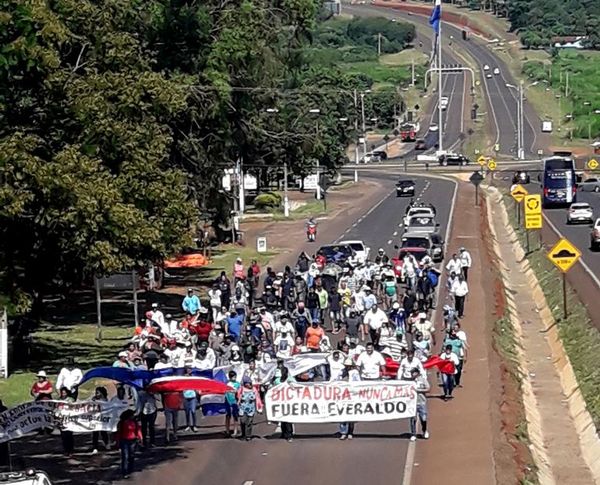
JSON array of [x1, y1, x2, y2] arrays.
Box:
[[0, 400, 128, 443], [265, 380, 417, 423]]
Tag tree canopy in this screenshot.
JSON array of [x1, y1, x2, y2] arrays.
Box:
[[0, 1, 415, 311]]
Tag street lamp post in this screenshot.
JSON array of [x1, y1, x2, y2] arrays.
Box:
[[506, 81, 538, 159], [309, 109, 323, 203]]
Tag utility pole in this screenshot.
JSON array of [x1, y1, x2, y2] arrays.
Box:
[[378, 33, 382, 57], [565, 71, 569, 98], [437, 17, 443, 152], [360, 92, 367, 157], [411, 58, 415, 86], [354, 89, 359, 182], [519, 81, 524, 159], [283, 162, 289, 217]]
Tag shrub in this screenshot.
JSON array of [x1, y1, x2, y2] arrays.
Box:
[[254, 193, 281, 210]]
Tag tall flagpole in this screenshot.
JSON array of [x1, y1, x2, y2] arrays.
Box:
[[437, 10, 443, 153]]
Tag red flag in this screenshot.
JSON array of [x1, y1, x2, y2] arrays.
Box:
[[424, 355, 455, 374]]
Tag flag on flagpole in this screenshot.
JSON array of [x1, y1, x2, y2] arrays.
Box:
[[428, 0, 442, 65], [429, 0, 441, 35]]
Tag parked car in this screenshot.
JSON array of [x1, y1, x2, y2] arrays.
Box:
[[439, 154, 469, 166], [317, 244, 357, 265], [591, 218, 600, 251], [396, 179, 416, 197], [404, 215, 439, 234], [483, 64, 490, 71], [415, 138, 427, 151], [567, 202, 594, 224], [493, 67, 500, 75], [579, 177, 600, 192], [338, 240, 370, 264], [0, 470, 53, 485], [511, 171, 530, 184]]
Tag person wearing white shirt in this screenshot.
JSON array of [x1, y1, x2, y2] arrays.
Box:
[[413, 314, 436, 345], [440, 345, 460, 400], [56, 358, 83, 399], [328, 351, 346, 381], [194, 343, 216, 370], [451, 275, 469, 318], [150, 303, 165, 329], [459, 247, 472, 281], [398, 349, 425, 380], [445, 254, 462, 277], [356, 343, 386, 380], [154, 354, 173, 370], [353, 287, 366, 314], [363, 305, 388, 345], [208, 286, 222, 322], [274, 332, 294, 359], [274, 318, 296, 340], [402, 256, 417, 289]]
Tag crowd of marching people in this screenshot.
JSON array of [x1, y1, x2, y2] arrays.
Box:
[[23, 237, 473, 478]]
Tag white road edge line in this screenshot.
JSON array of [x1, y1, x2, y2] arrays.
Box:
[[543, 213, 600, 289], [401, 175, 459, 485]]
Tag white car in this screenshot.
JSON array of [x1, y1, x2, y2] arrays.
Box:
[[339, 240, 370, 264], [429, 124, 439, 132], [567, 202, 594, 224], [493, 67, 500, 75], [403, 207, 435, 227], [0, 470, 53, 485], [440, 96, 449, 110], [483, 64, 490, 71], [486, 73, 492, 79]]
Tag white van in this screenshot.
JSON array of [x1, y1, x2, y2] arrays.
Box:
[[0, 470, 52, 485]]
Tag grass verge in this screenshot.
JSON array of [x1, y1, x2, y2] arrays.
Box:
[[502, 190, 600, 428]]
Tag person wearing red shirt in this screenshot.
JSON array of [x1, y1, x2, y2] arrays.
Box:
[[194, 317, 212, 343], [31, 371, 53, 401], [162, 391, 183, 443], [115, 409, 142, 479]]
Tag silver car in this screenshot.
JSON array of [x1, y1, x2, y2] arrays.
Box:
[[404, 215, 439, 234], [579, 178, 600, 192]]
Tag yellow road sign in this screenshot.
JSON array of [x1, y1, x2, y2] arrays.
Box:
[[524, 194, 541, 215], [524, 194, 542, 229], [588, 159, 598, 170], [487, 159, 497, 171], [477, 155, 486, 166], [547, 238, 581, 272], [511, 184, 528, 203]]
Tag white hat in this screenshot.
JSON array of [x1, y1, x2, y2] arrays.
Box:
[[36, 370, 47, 378], [151, 303, 158, 308], [392, 302, 400, 309], [362, 285, 371, 291], [118, 351, 128, 358]]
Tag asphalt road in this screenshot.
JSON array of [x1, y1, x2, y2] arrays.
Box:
[[348, 3, 544, 158], [122, 174, 457, 485], [345, 5, 467, 156]]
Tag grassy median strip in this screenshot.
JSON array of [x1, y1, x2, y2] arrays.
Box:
[[502, 192, 600, 428]]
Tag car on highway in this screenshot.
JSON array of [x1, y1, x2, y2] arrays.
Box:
[[403, 205, 436, 227], [372, 149, 388, 160], [317, 244, 357, 265], [439, 154, 469, 166], [396, 179, 416, 197], [338, 240, 370, 264], [429, 124, 439, 132], [430, 232, 445, 262], [486, 73, 492, 79], [578, 177, 600, 192], [391, 242, 429, 281], [415, 138, 427, 151], [440, 96, 449, 111], [591, 218, 600, 251], [566, 202, 594, 225], [493, 67, 500, 75], [405, 215, 439, 234], [483, 64, 490, 71], [512, 171, 531, 184]]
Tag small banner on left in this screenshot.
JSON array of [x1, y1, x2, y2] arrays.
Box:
[[0, 400, 128, 443]]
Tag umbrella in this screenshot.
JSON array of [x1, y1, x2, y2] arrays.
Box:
[[146, 376, 231, 394]]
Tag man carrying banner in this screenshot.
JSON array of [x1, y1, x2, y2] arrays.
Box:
[[356, 342, 386, 381], [339, 357, 361, 440]]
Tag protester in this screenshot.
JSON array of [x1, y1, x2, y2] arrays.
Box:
[[225, 371, 240, 438], [139, 390, 157, 449], [162, 390, 182, 443], [182, 288, 202, 316], [115, 409, 142, 479], [459, 247, 472, 281], [451, 274, 469, 318], [238, 377, 258, 441], [31, 371, 53, 401], [58, 387, 75, 458], [405, 368, 430, 441], [440, 345, 460, 400], [56, 358, 83, 400], [339, 357, 361, 440], [90, 387, 111, 454], [363, 304, 388, 346], [356, 342, 385, 380]]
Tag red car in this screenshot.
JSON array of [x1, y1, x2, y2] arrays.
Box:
[[391, 247, 428, 281]]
